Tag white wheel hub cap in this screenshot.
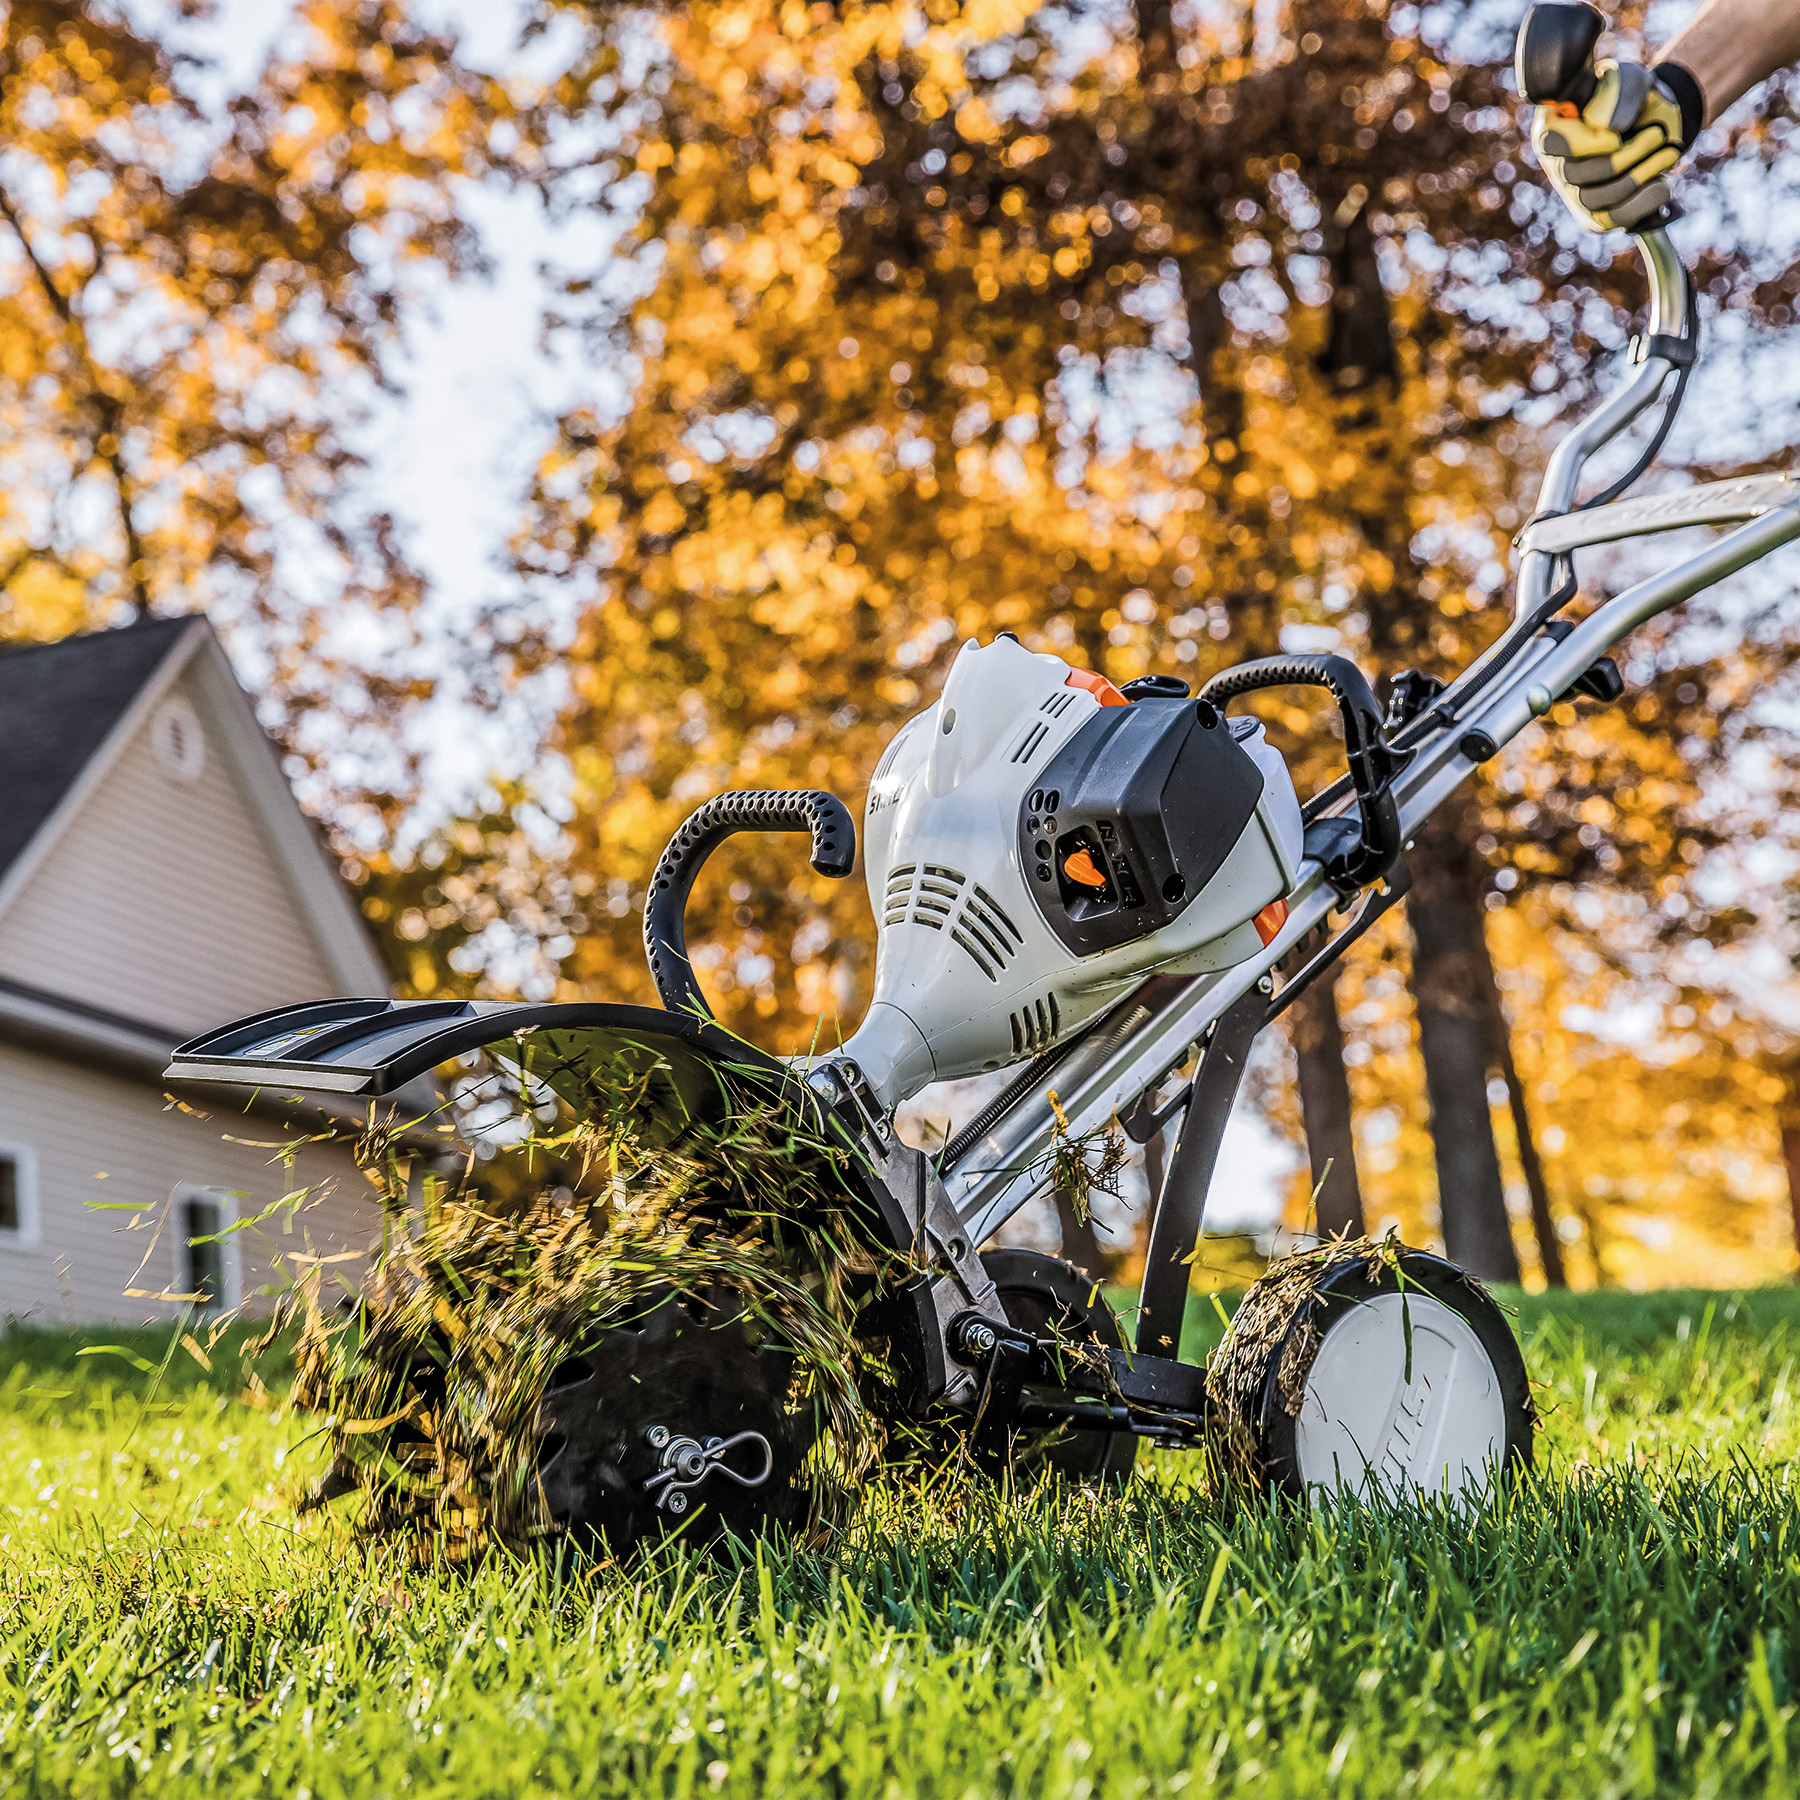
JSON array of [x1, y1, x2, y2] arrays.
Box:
[[1292, 1290, 1508, 1500]]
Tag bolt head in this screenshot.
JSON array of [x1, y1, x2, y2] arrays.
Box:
[[668, 1491, 688, 1514], [647, 1425, 670, 1450]]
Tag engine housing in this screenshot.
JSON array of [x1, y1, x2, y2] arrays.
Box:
[[840, 636, 1303, 1109]]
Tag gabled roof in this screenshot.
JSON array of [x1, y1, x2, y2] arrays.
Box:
[[0, 616, 193, 880], [0, 614, 391, 1081]]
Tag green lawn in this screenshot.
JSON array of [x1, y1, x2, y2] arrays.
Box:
[[2, 1288, 1798, 1797]]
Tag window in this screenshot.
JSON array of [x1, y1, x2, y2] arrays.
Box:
[[176, 1187, 239, 1311], [184, 1196, 222, 1306], [0, 1143, 39, 1247]]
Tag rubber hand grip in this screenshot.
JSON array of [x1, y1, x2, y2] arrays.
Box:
[[1198, 654, 1405, 891], [643, 790, 855, 1020], [1515, 3, 1604, 107]]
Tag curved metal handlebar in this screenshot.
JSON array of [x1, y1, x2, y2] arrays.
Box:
[[1517, 226, 1694, 619], [1639, 227, 1689, 342], [1539, 228, 1691, 514], [643, 789, 855, 1021]]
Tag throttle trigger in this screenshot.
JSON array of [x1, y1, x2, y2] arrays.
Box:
[[1572, 657, 1624, 705], [1541, 620, 1624, 707]]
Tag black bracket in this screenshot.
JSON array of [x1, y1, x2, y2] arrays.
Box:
[[1572, 658, 1625, 704], [1383, 668, 1448, 734], [1540, 617, 1625, 706], [954, 1313, 1042, 1474], [1630, 330, 1697, 370]]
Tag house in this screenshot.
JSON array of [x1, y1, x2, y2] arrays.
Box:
[[0, 617, 393, 1325]]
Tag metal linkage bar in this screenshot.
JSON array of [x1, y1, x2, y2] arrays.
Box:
[[1134, 985, 1265, 1358]]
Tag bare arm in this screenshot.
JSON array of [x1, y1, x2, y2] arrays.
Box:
[[1657, 0, 1800, 124]]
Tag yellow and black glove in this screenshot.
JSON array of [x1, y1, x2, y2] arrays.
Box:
[[1532, 59, 1705, 231]]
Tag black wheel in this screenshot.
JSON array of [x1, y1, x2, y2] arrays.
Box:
[[981, 1248, 1139, 1485], [533, 1289, 816, 1558], [1209, 1243, 1533, 1502]]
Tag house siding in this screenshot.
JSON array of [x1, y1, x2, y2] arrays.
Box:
[[0, 1041, 377, 1325], [0, 663, 342, 1039]]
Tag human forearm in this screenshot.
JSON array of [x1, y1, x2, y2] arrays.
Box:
[[1657, 0, 1800, 123]]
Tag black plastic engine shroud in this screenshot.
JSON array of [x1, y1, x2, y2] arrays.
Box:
[[1018, 695, 1266, 956]]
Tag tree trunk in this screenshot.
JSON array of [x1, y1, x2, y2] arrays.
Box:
[[1406, 804, 1521, 1283], [1290, 958, 1366, 1240], [1477, 950, 1567, 1288]]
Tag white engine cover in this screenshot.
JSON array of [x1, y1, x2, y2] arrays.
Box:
[[840, 637, 1303, 1109]]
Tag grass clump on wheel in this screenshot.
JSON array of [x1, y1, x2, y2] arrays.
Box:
[[288, 1024, 914, 1563], [1203, 1232, 1536, 1502]]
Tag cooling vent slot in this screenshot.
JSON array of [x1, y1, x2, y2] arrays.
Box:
[[949, 884, 1024, 981], [910, 863, 965, 930], [872, 729, 908, 781], [889, 867, 1021, 981], [950, 926, 996, 979], [882, 863, 916, 927], [1040, 690, 1078, 718], [1008, 992, 1062, 1055], [1011, 720, 1049, 764], [965, 885, 1021, 962]]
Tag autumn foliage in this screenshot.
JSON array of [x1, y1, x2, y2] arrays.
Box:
[[4, 1, 1799, 1287]]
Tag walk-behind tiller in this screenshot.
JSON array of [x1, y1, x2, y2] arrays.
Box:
[[168, 9, 1800, 1554]]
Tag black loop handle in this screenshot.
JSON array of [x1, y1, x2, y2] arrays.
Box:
[[643, 789, 855, 1020], [1198, 654, 1406, 892]]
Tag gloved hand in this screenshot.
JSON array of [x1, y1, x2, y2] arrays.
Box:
[[1531, 59, 1704, 231]]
